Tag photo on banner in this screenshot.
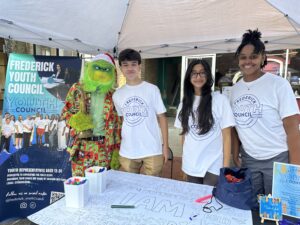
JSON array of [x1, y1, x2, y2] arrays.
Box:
[[272, 162, 300, 218], [0, 53, 82, 221]]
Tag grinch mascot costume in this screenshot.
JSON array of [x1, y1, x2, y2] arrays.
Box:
[[61, 53, 121, 176]]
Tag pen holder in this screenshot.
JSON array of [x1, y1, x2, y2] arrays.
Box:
[[64, 176, 89, 208], [85, 166, 107, 194]]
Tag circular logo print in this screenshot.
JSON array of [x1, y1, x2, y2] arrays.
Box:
[[232, 94, 263, 128], [189, 112, 219, 141], [30, 202, 36, 209], [122, 96, 148, 127], [20, 202, 27, 209]]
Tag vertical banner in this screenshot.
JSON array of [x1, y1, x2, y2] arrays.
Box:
[[0, 53, 82, 221]]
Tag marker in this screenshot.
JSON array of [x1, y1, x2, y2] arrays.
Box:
[[65, 178, 87, 185], [195, 194, 213, 203], [87, 167, 106, 173], [99, 167, 105, 173], [111, 205, 135, 209]]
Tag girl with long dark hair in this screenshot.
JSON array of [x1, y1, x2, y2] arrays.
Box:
[[175, 59, 235, 186]]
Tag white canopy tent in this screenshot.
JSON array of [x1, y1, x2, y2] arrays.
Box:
[[0, 0, 300, 58]]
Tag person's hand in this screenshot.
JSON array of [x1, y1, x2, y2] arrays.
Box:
[[162, 145, 169, 164], [233, 156, 242, 168], [69, 112, 94, 132]]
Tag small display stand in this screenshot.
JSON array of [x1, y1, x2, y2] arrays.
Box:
[[259, 194, 282, 225]]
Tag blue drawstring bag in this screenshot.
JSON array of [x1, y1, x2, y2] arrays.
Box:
[[213, 167, 256, 210]]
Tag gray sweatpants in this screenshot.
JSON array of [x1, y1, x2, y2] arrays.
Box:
[[241, 150, 288, 198]]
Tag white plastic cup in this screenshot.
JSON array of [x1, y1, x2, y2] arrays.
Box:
[[85, 166, 107, 194], [64, 176, 89, 208]]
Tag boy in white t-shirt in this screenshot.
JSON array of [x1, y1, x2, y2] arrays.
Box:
[[2, 112, 10, 125], [1, 117, 14, 153], [14, 115, 24, 150], [44, 115, 51, 147], [22, 115, 33, 149], [112, 48, 169, 176]]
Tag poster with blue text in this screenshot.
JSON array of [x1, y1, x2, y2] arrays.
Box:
[[0, 53, 82, 221], [272, 162, 300, 218]]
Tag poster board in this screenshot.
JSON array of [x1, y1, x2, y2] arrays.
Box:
[[0, 53, 81, 221], [272, 162, 300, 218]]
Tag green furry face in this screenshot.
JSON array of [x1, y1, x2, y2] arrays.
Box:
[[82, 60, 115, 93]]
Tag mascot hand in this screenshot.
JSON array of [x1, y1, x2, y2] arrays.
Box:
[[110, 150, 120, 170], [69, 112, 94, 132]]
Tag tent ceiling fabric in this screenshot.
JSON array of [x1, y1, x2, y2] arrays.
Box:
[[0, 0, 129, 54], [0, 0, 300, 58]]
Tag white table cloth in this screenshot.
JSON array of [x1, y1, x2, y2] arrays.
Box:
[[28, 170, 253, 225]]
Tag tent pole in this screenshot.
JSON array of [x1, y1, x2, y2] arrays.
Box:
[[284, 49, 289, 79], [33, 44, 36, 56]]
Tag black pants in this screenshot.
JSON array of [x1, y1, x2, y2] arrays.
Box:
[[186, 172, 219, 186], [45, 132, 49, 144], [0, 135, 11, 152], [23, 132, 31, 148]]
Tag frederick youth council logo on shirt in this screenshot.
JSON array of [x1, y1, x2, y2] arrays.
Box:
[[189, 112, 219, 140], [232, 94, 263, 128], [122, 96, 149, 127]]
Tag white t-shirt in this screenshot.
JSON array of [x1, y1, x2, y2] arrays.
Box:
[[112, 81, 166, 159], [58, 120, 67, 131], [174, 92, 235, 176], [22, 119, 33, 133], [10, 121, 15, 133], [36, 119, 47, 129], [14, 120, 24, 133], [44, 119, 51, 132], [231, 73, 300, 160], [2, 117, 14, 127], [2, 123, 15, 136], [34, 117, 40, 126]]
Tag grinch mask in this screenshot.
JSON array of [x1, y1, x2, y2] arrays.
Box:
[[82, 54, 116, 93]]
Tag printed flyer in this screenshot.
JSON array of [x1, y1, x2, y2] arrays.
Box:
[[0, 53, 81, 221], [272, 162, 300, 218]]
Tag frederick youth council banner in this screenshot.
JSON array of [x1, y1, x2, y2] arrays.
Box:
[[0, 53, 82, 221]]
